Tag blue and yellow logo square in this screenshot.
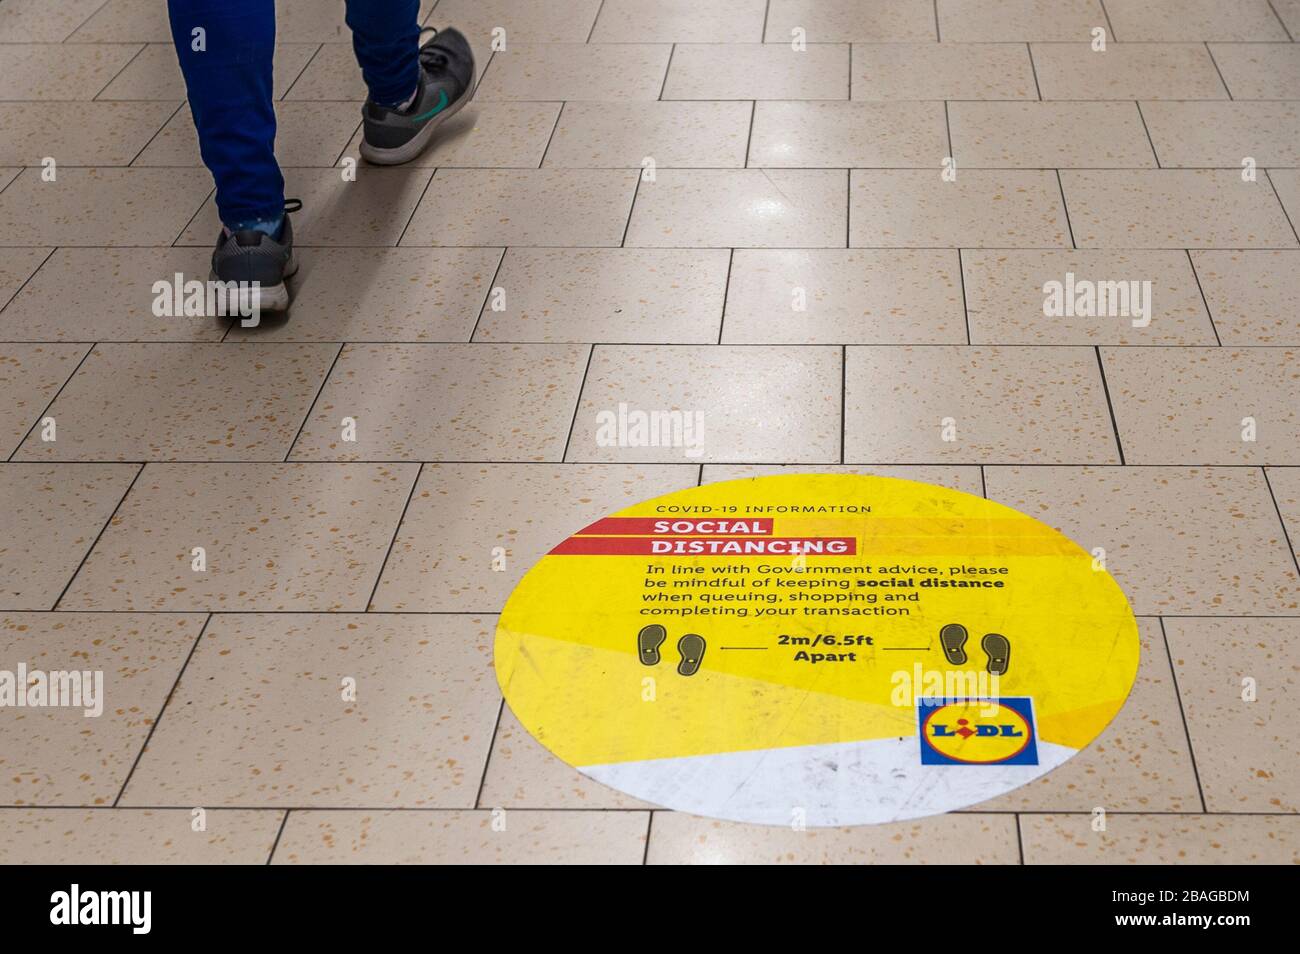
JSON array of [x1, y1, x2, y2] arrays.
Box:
[[918, 697, 1039, 766]]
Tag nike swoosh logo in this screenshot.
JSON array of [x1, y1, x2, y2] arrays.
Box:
[[411, 89, 449, 123]]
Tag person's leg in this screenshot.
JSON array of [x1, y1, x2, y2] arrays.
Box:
[[344, 0, 422, 108]]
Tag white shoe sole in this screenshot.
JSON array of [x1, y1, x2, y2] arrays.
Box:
[[358, 85, 474, 166], [209, 252, 298, 316]]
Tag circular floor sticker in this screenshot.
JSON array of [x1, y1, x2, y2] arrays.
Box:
[[495, 474, 1139, 827]]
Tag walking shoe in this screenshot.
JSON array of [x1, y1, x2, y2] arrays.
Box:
[[209, 199, 301, 314], [359, 27, 476, 166]]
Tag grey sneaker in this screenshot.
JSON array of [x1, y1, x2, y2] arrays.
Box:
[[358, 27, 476, 166], [209, 199, 301, 314]]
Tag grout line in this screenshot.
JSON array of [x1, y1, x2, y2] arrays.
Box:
[[171, 183, 217, 247], [839, 345, 847, 464], [717, 248, 734, 344], [1262, 467, 1300, 581], [3, 804, 1297, 815], [658, 44, 675, 101], [7, 342, 97, 462], [743, 100, 757, 167], [6, 610, 1300, 619], [1098, 0, 1117, 42], [126, 100, 187, 167], [1264, 169, 1300, 245], [619, 172, 642, 247], [943, 100, 953, 160], [60, 0, 114, 42], [265, 810, 291, 865], [1184, 249, 1222, 346], [1093, 345, 1126, 465], [0, 246, 56, 314], [393, 168, 438, 247], [761, 0, 772, 42], [1132, 100, 1161, 168], [49, 462, 145, 610], [1267, 0, 1296, 41], [467, 248, 509, 341], [537, 101, 566, 168], [280, 43, 324, 102], [1203, 42, 1233, 100], [979, 464, 988, 498], [933, 0, 941, 42], [1158, 616, 1209, 814], [473, 698, 506, 809], [586, 0, 606, 43], [642, 811, 654, 865], [1014, 813, 1025, 864], [91, 42, 148, 101], [283, 342, 345, 460], [1026, 43, 1042, 101], [1054, 169, 1076, 248], [363, 462, 424, 611], [559, 344, 596, 462], [957, 247, 971, 345]]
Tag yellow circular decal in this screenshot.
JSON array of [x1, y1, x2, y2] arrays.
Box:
[[495, 473, 1139, 826]]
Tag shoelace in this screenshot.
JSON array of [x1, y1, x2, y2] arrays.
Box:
[[418, 27, 448, 72]]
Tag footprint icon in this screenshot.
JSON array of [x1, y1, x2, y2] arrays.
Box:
[[637, 624, 666, 666], [676, 634, 706, 676]]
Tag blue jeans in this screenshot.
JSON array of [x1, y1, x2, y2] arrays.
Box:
[[168, 0, 421, 229]]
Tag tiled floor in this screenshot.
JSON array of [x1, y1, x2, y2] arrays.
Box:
[[0, 0, 1297, 865]]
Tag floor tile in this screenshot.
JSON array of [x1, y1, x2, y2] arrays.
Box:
[[98, 43, 317, 101], [401, 168, 637, 247], [0, 344, 89, 457], [721, 249, 966, 344], [288, 344, 589, 461], [0, 167, 213, 247], [593, 0, 767, 42], [1192, 251, 1300, 345], [58, 462, 418, 611], [625, 169, 848, 248], [429, 0, 602, 45], [284, 38, 481, 102], [764, 0, 938, 42], [844, 345, 1119, 463], [135, 101, 361, 168], [0, 0, 105, 42], [0, 809, 283, 864], [662, 43, 849, 100], [472, 248, 729, 343], [647, 812, 1019, 864], [1105, 0, 1289, 41], [0, 612, 203, 804], [949, 102, 1157, 168], [850, 170, 1071, 248], [1061, 170, 1297, 249], [1103, 347, 1300, 465], [962, 249, 1216, 345], [0, 464, 137, 610], [273, 808, 648, 864], [0, 101, 178, 166], [983, 465, 1299, 614], [1021, 813, 1300, 864], [851, 42, 1037, 100], [476, 43, 671, 101], [369, 463, 696, 612], [937, 0, 1107, 42], [1270, 169, 1300, 229], [1209, 42, 1300, 99], [1275, 0, 1300, 35], [1268, 466, 1300, 564], [748, 101, 946, 168], [1142, 101, 1300, 169], [569, 345, 842, 463], [1031, 43, 1229, 100], [342, 101, 561, 169], [702, 463, 985, 496], [0, 42, 141, 100], [0, 247, 50, 313], [13, 343, 339, 462], [119, 614, 500, 808], [544, 101, 751, 169], [1165, 617, 1298, 812]]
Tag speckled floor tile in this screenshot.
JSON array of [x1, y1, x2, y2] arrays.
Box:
[[850, 42, 1037, 100], [58, 463, 418, 611], [982, 466, 1299, 614], [1106, 0, 1289, 41], [284, 40, 484, 102], [472, 248, 729, 343], [1021, 814, 1300, 864], [749, 101, 946, 168], [1141, 102, 1300, 169], [289, 344, 588, 461], [135, 101, 361, 168], [119, 614, 499, 808], [1210, 42, 1300, 100], [1268, 466, 1300, 565], [0, 464, 137, 610], [1275, 0, 1300, 36], [0, 168, 213, 246], [1061, 170, 1297, 249], [0, 809, 283, 864], [962, 250, 1215, 345], [0, 344, 89, 457], [949, 102, 1157, 168], [98, 43, 318, 101], [702, 463, 984, 496], [1164, 617, 1298, 813], [430, 0, 601, 45], [662, 43, 849, 100], [342, 102, 561, 169], [0, 612, 203, 804], [850, 170, 1071, 248], [764, 0, 938, 42], [1192, 251, 1300, 345], [569, 345, 842, 463], [647, 813, 1019, 864], [721, 249, 966, 344], [1031, 43, 1229, 100], [1270, 169, 1300, 228], [0, 42, 141, 100], [369, 463, 696, 612], [0, 247, 50, 312], [0, 101, 178, 166], [0, 0, 105, 42], [476, 43, 671, 101], [1103, 347, 1300, 465], [12, 343, 338, 462], [845, 345, 1119, 463], [273, 808, 648, 864], [73, 0, 435, 43], [594, 0, 766, 42], [402, 169, 637, 247], [544, 101, 750, 169], [937, 0, 1107, 42], [625, 169, 848, 248]]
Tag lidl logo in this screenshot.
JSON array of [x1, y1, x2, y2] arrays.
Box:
[[918, 697, 1039, 766]]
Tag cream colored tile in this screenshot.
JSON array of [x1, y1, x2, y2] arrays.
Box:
[[569, 345, 841, 463], [1269, 466, 1300, 565], [0, 101, 178, 165], [59, 462, 418, 611], [663, 43, 849, 100], [0, 42, 141, 100], [626, 169, 848, 248], [648, 812, 1019, 864], [702, 463, 985, 496], [851, 42, 1037, 100], [476, 43, 671, 101], [1022, 813, 1300, 864], [289, 344, 589, 461], [594, 0, 767, 42], [284, 35, 478, 101], [370, 463, 697, 612], [401, 169, 637, 247], [0, 247, 51, 312], [0, 612, 203, 804], [983, 465, 1299, 614], [1275, 0, 1300, 36], [765, 0, 937, 42], [98, 43, 318, 101], [274, 808, 648, 864], [0, 809, 283, 864], [950, 102, 1157, 168], [135, 102, 361, 167], [1193, 251, 1300, 345], [0, 0, 105, 41], [1106, 0, 1289, 41], [850, 170, 1070, 248], [545, 101, 750, 168], [0, 464, 137, 610], [0, 168, 18, 192], [1271, 169, 1300, 228], [473, 248, 728, 343], [74, 0, 435, 43], [1165, 617, 1298, 812], [0, 344, 89, 457], [343, 102, 561, 169], [1142, 101, 1300, 168], [430, 0, 602, 45], [963, 250, 1215, 345], [937, 0, 1106, 42], [1061, 170, 1297, 249], [722, 249, 966, 344], [1210, 42, 1300, 99], [749, 101, 946, 168], [13, 343, 338, 462], [845, 345, 1118, 463], [1031, 43, 1229, 100]]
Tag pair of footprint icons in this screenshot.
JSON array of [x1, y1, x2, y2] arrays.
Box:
[[637, 624, 706, 676], [939, 623, 1010, 676]]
